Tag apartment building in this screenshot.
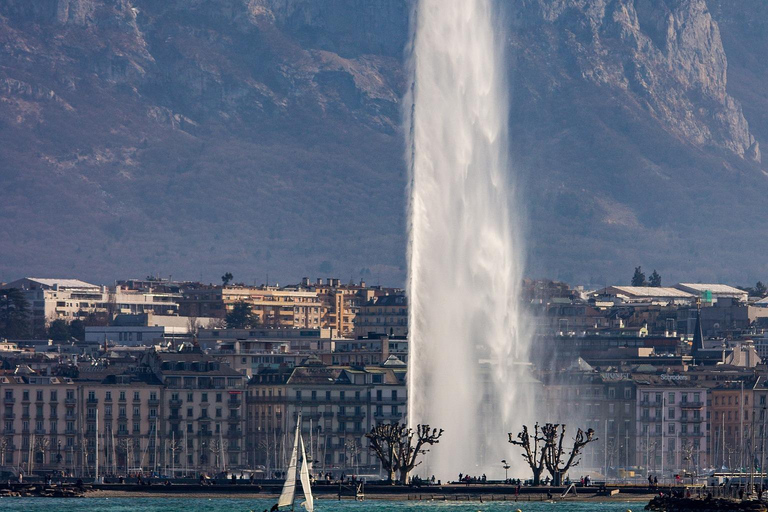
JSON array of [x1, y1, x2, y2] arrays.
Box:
[[635, 377, 708, 475], [710, 379, 758, 469], [0, 372, 77, 473], [179, 286, 324, 328], [353, 294, 408, 338], [143, 349, 248, 472], [246, 357, 407, 476]]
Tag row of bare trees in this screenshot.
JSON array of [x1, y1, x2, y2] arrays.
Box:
[[509, 423, 597, 486], [364, 420, 594, 486]]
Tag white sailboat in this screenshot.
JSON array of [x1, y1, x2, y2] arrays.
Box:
[[276, 415, 314, 511]]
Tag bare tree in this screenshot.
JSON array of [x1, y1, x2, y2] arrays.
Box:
[[396, 424, 443, 484], [541, 423, 597, 486], [365, 423, 402, 483], [508, 423, 547, 486], [366, 422, 443, 484]]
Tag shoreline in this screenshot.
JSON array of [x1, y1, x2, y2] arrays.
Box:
[[82, 488, 656, 501]]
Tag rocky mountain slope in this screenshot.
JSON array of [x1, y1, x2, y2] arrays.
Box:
[[1, 0, 767, 285]]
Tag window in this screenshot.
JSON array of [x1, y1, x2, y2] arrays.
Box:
[[187, 393, 194, 402], [187, 408, 193, 418], [668, 408, 675, 420], [23, 391, 29, 401], [216, 408, 222, 418], [133, 407, 140, 417], [105, 391, 111, 401], [133, 391, 140, 401], [119, 391, 126, 401], [88, 391, 96, 401], [668, 423, 675, 434], [150, 392, 157, 401], [216, 393, 222, 403], [36, 390, 43, 401], [667, 392, 675, 404]]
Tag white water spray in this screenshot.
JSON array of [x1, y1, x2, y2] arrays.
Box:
[[406, 0, 532, 480]]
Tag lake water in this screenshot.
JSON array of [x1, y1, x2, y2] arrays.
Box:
[[0, 497, 643, 511]]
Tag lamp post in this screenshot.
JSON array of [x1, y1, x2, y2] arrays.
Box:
[[501, 459, 510, 482]]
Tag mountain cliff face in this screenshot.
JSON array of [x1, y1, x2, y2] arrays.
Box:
[[1, 0, 767, 285]]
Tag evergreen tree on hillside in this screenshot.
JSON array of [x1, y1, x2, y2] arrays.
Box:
[[631, 266, 647, 287], [649, 270, 662, 287], [756, 281, 767, 297], [0, 288, 30, 339]]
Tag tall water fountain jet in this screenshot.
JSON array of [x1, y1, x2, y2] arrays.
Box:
[[406, 0, 532, 479]]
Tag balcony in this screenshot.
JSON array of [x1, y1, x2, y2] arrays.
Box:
[[4, 397, 15, 405], [64, 398, 76, 406], [680, 401, 704, 408], [169, 399, 183, 407], [227, 398, 242, 407], [148, 398, 160, 407]]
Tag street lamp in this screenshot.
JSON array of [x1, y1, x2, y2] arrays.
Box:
[[501, 459, 510, 482]]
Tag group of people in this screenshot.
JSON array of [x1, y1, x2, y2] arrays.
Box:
[[456, 473, 487, 485]]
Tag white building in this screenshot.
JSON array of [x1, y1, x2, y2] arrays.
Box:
[[674, 283, 748, 304], [635, 378, 708, 480], [3, 278, 108, 327]]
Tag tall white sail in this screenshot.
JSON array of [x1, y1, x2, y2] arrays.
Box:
[[277, 419, 300, 508], [299, 434, 314, 512]]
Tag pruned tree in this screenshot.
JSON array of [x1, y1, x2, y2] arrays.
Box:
[[508, 423, 547, 485], [397, 424, 443, 484], [365, 423, 402, 483], [365, 422, 443, 484], [541, 423, 597, 486]]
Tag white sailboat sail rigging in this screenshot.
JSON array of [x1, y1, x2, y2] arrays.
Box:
[[276, 415, 315, 511], [277, 419, 300, 508], [299, 434, 314, 512]]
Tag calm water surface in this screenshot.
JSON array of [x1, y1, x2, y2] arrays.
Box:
[[0, 497, 643, 511]]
